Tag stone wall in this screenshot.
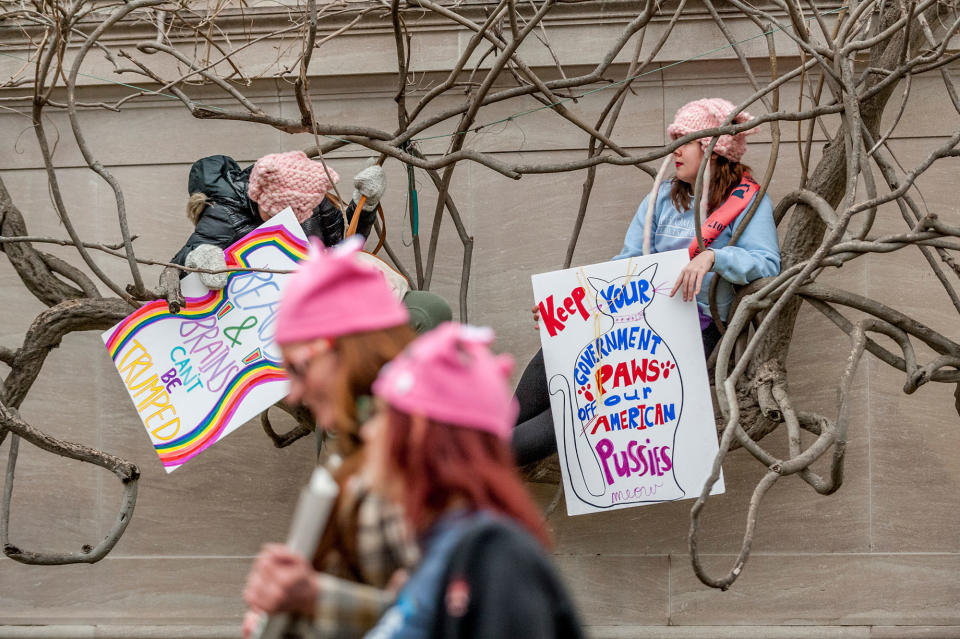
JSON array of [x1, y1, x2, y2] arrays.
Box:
[[0, 3, 958, 637]]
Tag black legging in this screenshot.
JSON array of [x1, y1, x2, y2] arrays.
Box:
[[511, 323, 722, 465]]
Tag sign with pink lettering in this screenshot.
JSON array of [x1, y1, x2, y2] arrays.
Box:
[[532, 249, 724, 516], [102, 209, 307, 473]]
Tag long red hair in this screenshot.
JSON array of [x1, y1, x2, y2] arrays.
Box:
[[670, 154, 752, 213], [384, 408, 552, 549]]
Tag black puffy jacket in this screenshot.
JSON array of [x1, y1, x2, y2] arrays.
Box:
[[171, 155, 374, 268]]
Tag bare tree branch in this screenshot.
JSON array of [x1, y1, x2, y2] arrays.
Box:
[[3, 0, 959, 580]]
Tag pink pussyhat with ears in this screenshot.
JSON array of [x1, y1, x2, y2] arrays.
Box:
[[275, 236, 409, 345], [248, 150, 339, 222], [372, 322, 518, 440], [641, 98, 757, 255], [666, 98, 757, 163]]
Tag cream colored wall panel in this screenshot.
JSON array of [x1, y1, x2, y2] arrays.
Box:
[[554, 555, 669, 626], [868, 368, 960, 553], [437, 81, 665, 154], [669, 554, 960, 626], [0, 98, 286, 171], [550, 416, 870, 555], [863, 196, 960, 554], [4, 334, 103, 554], [1, 168, 107, 238], [861, 144, 960, 342], [0, 266, 50, 345], [874, 73, 960, 141], [0, 557, 247, 625], [465, 150, 600, 360], [277, 94, 399, 156]]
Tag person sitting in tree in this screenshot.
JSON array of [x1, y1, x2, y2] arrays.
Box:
[[512, 97, 781, 466], [169, 150, 450, 334]]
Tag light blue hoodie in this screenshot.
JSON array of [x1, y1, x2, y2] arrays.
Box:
[[613, 181, 781, 322]]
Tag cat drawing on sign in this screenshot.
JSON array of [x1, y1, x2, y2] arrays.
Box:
[[551, 262, 685, 508]]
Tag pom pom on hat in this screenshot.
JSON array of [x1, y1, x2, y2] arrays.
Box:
[[275, 236, 409, 345], [248, 151, 339, 222], [372, 322, 518, 439], [666, 98, 757, 163]]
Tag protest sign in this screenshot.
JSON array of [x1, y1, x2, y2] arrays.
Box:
[[102, 208, 307, 472], [532, 249, 724, 516]]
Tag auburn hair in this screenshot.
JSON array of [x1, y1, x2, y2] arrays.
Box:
[[329, 324, 416, 454], [670, 154, 752, 214], [384, 408, 552, 549], [310, 324, 415, 577]]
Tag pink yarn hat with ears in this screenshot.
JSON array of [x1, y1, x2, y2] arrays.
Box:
[[275, 236, 409, 345], [372, 323, 519, 439], [248, 150, 339, 222], [666, 98, 757, 163]]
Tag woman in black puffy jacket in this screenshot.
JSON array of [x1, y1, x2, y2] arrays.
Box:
[[170, 153, 376, 272], [170, 152, 451, 335]]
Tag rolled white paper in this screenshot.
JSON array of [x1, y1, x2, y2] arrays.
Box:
[[252, 465, 340, 639]]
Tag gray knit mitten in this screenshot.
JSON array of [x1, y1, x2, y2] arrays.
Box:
[[185, 244, 229, 290], [351, 164, 386, 211]]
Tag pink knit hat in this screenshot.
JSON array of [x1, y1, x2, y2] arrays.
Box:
[[248, 151, 339, 223], [275, 237, 409, 345], [666, 98, 757, 162], [372, 323, 518, 439]]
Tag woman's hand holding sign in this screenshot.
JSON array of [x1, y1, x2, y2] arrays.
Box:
[[670, 249, 715, 302]]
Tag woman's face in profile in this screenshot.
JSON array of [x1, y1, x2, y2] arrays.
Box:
[[281, 340, 340, 431], [673, 140, 706, 184]]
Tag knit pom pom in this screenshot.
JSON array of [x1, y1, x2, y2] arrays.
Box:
[[260, 156, 281, 174]]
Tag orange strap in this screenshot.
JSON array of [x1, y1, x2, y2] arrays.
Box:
[[346, 196, 366, 237], [370, 206, 386, 256], [689, 173, 760, 258], [345, 196, 386, 256]]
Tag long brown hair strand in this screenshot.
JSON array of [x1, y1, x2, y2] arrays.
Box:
[[670, 154, 751, 214]]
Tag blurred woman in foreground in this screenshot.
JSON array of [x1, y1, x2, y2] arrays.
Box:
[[246, 322, 584, 638], [242, 239, 419, 637]]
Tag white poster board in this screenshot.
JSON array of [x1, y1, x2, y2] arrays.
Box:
[[532, 249, 724, 516], [102, 208, 307, 472]]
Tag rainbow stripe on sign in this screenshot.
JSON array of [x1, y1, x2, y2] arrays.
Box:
[[224, 225, 308, 267], [153, 360, 286, 466], [104, 224, 307, 468], [103, 292, 224, 362], [242, 348, 262, 365]]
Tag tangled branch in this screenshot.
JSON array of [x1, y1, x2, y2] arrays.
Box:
[[1, 0, 958, 587]]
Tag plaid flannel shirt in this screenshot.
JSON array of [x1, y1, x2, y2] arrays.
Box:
[[301, 476, 418, 637], [287, 573, 393, 639], [352, 480, 419, 587]]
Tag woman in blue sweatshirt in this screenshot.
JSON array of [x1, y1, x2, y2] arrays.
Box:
[[512, 97, 781, 465]]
